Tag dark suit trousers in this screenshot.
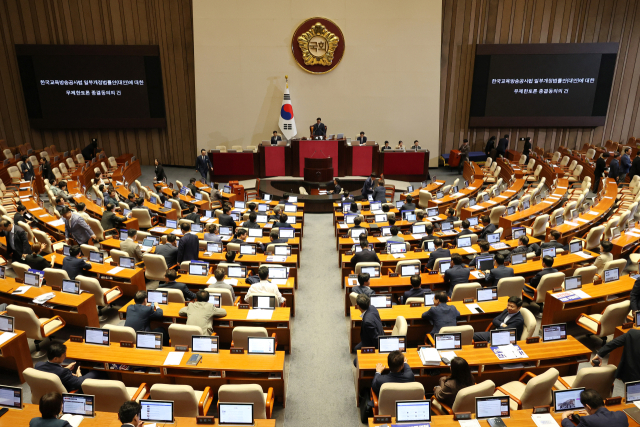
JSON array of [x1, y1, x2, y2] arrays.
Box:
[[78, 369, 108, 393], [473, 331, 490, 342]]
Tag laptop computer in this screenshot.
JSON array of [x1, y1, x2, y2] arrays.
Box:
[[62, 393, 95, 418], [139, 400, 173, 424], [218, 403, 253, 426], [84, 327, 109, 346], [542, 323, 567, 342], [191, 335, 219, 353], [396, 400, 430, 424]]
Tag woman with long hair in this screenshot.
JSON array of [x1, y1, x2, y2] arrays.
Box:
[[433, 356, 475, 407]]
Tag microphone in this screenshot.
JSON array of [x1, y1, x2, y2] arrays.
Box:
[[310, 150, 317, 158], [320, 150, 328, 158]]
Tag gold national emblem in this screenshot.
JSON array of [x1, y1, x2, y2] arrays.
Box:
[[297, 22, 339, 66]]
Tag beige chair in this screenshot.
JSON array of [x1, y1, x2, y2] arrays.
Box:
[[168, 324, 203, 347], [218, 384, 274, 419], [216, 262, 240, 276], [231, 326, 270, 349], [231, 145, 243, 152], [494, 368, 559, 410], [104, 324, 136, 343], [496, 277, 525, 298], [427, 325, 474, 346], [583, 226, 605, 251], [576, 300, 630, 341], [418, 190, 432, 208], [394, 259, 421, 275], [82, 379, 148, 412], [43, 268, 69, 289], [572, 266, 597, 286], [150, 384, 212, 417], [110, 249, 129, 264], [432, 380, 496, 415], [432, 257, 452, 272], [600, 259, 626, 280], [23, 368, 68, 403], [11, 261, 30, 281], [355, 262, 380, 275], [76, 153, 85, 164], [33, 230, 66, 254], [529, 214, 549, 238], [8, 166, 21, 184], [80, 244, 99, 258], [143, 253, 171, 280], [520, 307, 537, 340], [373, 382, 425, 416], [389, 316, 407, 336], [489, 206, 506, 226], [76, 275, 121, 321], [554, 365, 617, 399], [349, 292, 358, 306], [86, 217, 110, 241], [170, 199, 183, 218], [450, 282, 481, 301], [524, 272, 565, 304], [7, 304, 65, 357], [132, 208, 156, 230], [206, 288, 235, 306], [156, 287, 186, 304]]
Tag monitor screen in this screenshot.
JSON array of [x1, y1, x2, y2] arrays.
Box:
[[380, 226, 391, 236], [396, 400, 431, 424], [0, 315, 14, 333], [511, 253, 526, 265], [400, 265, 419, 277], [436, 191, 444, 199], [149, 196, 157, 205], [194, 192, 202, 201], [252, 295, 276, 310], [84, 326, 110, 346], [412, 224, 426, 234], [487, 232, 500, 243], [288, 196, 297, 203], [542, 323, 567, 342], [375, 214, 388, 223], [62, 279, 80, 294], [457, 237, 471, 248], [218, 403, 254, 426], [119, 257, 135, 269], [223, 185, 231, 193], [279, 228, 295, 238], [62, 393, 94, 417], [227, 266, 246, 278], [24, 272, 40, 287], [248, 337, 276, 354], [256, 214, 268, 223], [95, 198, 103, 207], [427, 208, 439, 217], [274, 245, 291, 256], [625, 380, 640, 403], [555, 215, 564, 226], [407, 186, 414, 192], [404, 212, 416, 222], [180, 187, 188, 196], [189, 263, 208, 276], [239, 244, 256, 255], [230, 212, 240, 222], [140, 400, 173, 423], [247, 228, 262, 238], [361, 266, 380, 278], [542, 247, 556, 258], [469, 198, 477, 207], [141, 238, 155, 248], [425, 241, 435, 252], [257, 204, 268, 212], [439, 260, 451, 274], [554, 388, 585, 412], [136, 332, 163, 350], [396, 201, 404, 209], [207, 242, 222, 253], [476, 396, 510, 419], [522, 200, 530, 210], [166, 219, 177, 229], [476, 256, 495, 271], [344, 214, 356, 224], [570, 241, 583, 253], [477, 287, 498, 302], [191, 335, 219, 353], [119, 229, 128, 241], [0, 385, 21, 409], [636, 310, 640, 328], [263, 194, 271, 201], [441, 221, 453, 231], [147, 290, 168, 304], [370, 202, 382, 211], [490, 329, 517, 346], [378, 336, 406, 353], [451, 186, 458, 193], [512, 227, 525, 240], [506, 206, 516, 215], [434, 333, 462, 350], [284, 204, 297, 213], [234, 201, 245, 209], [0, 266, 4, 279], [267, 267, 286, 281], [604, 268, 619, 283], [388, 243, 406, 254], [468, 216, 479, 226], [424, 293, 435, 306], [191, 223, 202, 233], [164, 200, 173, 209], [220, 226, 233, 236], [369, 295, 392, 309], [89, 251, 104, 263], [564, 276, 582, 290], [483, 193, 490, 202], [123, 208, 131, 217]]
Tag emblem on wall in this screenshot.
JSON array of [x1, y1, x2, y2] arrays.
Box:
[[291, 18, 345, 74]]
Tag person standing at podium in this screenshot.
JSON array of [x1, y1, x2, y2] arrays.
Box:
[[357, 132, 367, 145], [312, 117, 326, 139], [271, 131, 282, 145]]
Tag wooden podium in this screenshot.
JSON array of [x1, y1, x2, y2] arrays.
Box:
[[304, 157, 333, 182]]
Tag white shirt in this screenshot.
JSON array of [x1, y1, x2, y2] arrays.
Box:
[[244, 279, 284, 304]]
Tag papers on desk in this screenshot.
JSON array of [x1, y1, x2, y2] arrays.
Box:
[[531, 413, 560, 427], [469, 271, 484, 280], [246, 309, 273, 320], [573, 251, 592, 259], [468, 205, 484, 210], [490, 243, 509, 250], [467, 186, 477, 191], [271, 279, 287, 286], [495, 195, 507, 199], [564, 221, 579, 227], [372, 210, 384, 215], [635, 401, 640, 409], [462, 247, 477, 254], [39, 214, 49, 218], [432, 200, 441, 204], [29, 207, 43, 212], [412, 234, 426, 240], [485, 200, 497, 205], [60, 414, 83, 427], [459, 420, 482, 427], [266, 255, 287, 262], [348, 278, 358, 287], [504, 189, 516, 193], [377, 236, 390, 242], [163, 352, 185, 366], [418, 347, 442, 366], [224, 279, 238, 286], [246, 237, 256, 243], [587, 210, 599, 215], [428, 216, 441, 221], [626, 232, 640, 238], [490, 344, 528, 360], [48, 219, 64, 227], [440, 351, 458, 364], [442, 230, 457, 235], [338, 224, 348, 229], [465, 303, 484, 313], [542, 201, 553, 204], [151, 227, 168, 233], [0, 332, 17, 346], [575, 218, 589, 223], [33, 292, 55, 305], [107, 267, 125, 275], [552, 289, 591, 302], [171, 229, 183, 235], [12, 286, 31, 295], [392, 253, 405, 259], [452, 192, 464, 197]]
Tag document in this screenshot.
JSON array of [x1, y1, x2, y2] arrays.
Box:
[[271, 279, 287, 285], [107, 267, 124, 275], [531, 413, 560, 427], [469, 271, 484, 280], [206, 276, 218, 285], [245, 237, 256, 243], [60, 414, 83, 427], [266, 256, 287, 262], [626, 232, 640, 238], [163, 352, 184, 366], [171, 229, 183, 235], [573, 251, 593, 259], [377, 236, 390, 242], [418, 347, 441, 366], [564, 221, 579, 227], [33, 292, 56, 305], [12, 286, 31, 295], [224, 279, 239, 286], [246, 310, 273, 320], [465, 303, 484, 313], [485, 200, 497, 205], [439, 351, 458, 362], [587, 210, 599, 215], [575, 218, 589, 223], [39, 214, 49, 218], [0, 332, 17, 346], [48, 219, 65, 226], [467, 187, 477, 191], [459, 420, 482, 427], [452, 192, 464, 197], [490, 344, 528, 360], [468, 205, 484, 210], [392, 253, 405, 259], [412, 234, 426, 240], [462, 247, 477, 254], [152, 227, 168, 233], [29, 207, 43, 212], [338, 224, 348, 229], [495, 195, 507, 199]]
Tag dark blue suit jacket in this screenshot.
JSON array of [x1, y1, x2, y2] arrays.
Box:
[[35, 361, 83, 392], [444, 265, 471, 296], [361, 306, 384, 348], [195, 154, 212, 174], [177, 233, 200, 263], [372, 186, 386, 202], [485, 265, 514, 286], [492, 309, 524, 340], [21, 160, 35, 181], [123, 303, 164, 332], [162, 281, 196, 301], [422, 303, 460, 334], [62, 256, 92, 280], [427, 248, 451, 270], [371, 363, 415, 397], [362, 177, 374, 196], [560, 407, 629, 427], [29, 418, 72, 427]]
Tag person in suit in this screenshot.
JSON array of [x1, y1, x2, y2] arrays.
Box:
[[361, 173, 376, 198], [522, 137, 532, 162], [30, 392, 72, 427], [426, 239, 450, 270], [560, 389, 629, 427], [13, 204, 30, 226], [161, 269, 196, 301], [370, 350, 415, 401], [178, 290, 227, 335], [401, 274, 427, 304], [433, 357, 475, 408], [354, 293, 383, 354], [330, 178, 342, 195], [400, 195, 416, 212], [387, 226, 405, 243], [124, 291, 166, 337], [242, 211, 260, 229], [312, 117, 326, 138], [350, 239, 380, 269], [39, 157, 55, 182], [509, 235, 535, 260], [444, 254, 471, 296], [62, 245, 92, 280], [105, 189, 120, 207], [593, 153, 608, 193], [420, 224, 437, 248], [155, 234, 178, 267], [525, 255, 558, 298], [484, 254, 514, 286], [118, 401, 142, 427], [477, 215, 496, 240], [270, 131, 282, 145], [177, 222, 199, 263], [609, 152, 621, 183], [204, 223, 222, 242], [81, 139, 98, 161], [218, 205, 237, 233], [357, 131, 367, 145], [62, 207, 96, 245], [268, 229, 289, 245], [422, 291, 460, 334], [125, 192, 137, 209], [184, 205, 201, 224], [593, 329, 640, 383], [54, 196, 67, 214], [538, 230, 567, 255], [458, 138, 470, 174], [412, 140, 422, 151], [445, 207, 458, 221], [631, 150, 640, 182], [230, 228, 248, 245], [630, 276, 640, 312], [185, 178, 200, 196], [121, 229, 144, 263], [0, 220, 30, 262], [25, 243, 55, 271], [352, 272, 376, 297], [396, 141, 405, 151], [268, 206, 282, 222], [102, 203, 126, 234], [21, 158, 35, 181], [154, 159, 167, 182], [195, 148, 213, 181], [620, 147, 632, 184], [171, 190, 189, 211], [35, 343, 105, 394], [457, 219, 474, 237], [381, 141, 392, 151], [496, 134, 509, 158], [372, 179, 387, 202], [273, 213, 290, 229], [484, 136, 496, 157], [207, 268, 236, 301], [473, 297, 525, 341]]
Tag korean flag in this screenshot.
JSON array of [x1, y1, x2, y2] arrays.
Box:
[[278, 86, 297, 140]]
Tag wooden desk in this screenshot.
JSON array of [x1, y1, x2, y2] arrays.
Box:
[[114, 185, 178, 221], [0, 330, 31, 382], [158, 186, 211, 211], [427, 177, 483, 214], [64, 340, 287, 405], [355, 336, 591, 405], [118, 301, 292, 352], [111, 157, 142, 187], [400, 180, 446, 201], [0, 277, 99, 327]]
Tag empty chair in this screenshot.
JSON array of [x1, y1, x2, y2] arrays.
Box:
[[7, 304, 65, 357], [529, 214, 549, 238], [572, 266, 597, 286], [496, 277, 525, 298], [232, 326, 270, 349], [168, 324, 203, 347], [218, 384, 274, 419], [23, 368, 68, 403], [156, 287, 186, 304], [418, 190, 432, 207], [205, 288, 235, 306], [390, 316, 407, 336], [450, 283, 482, 301], [428, 325, 474, 346], [355, 262, 380, 275], [43, 268, 69, 289], [215, 145, 227, 152], [524, 272, 565, 305], [131, 208, 157, 230], [82, 379, 148, 412], [373, 382, 425, 416], [583, 226, 604, 251], [554, 365, 617, 399], [600, 259, 626, 280], [76, 275, 121, 321], [109, 249, 129, 264], [231, 145, 243, 151], [576, 300, 630, 341], [432, 380, 496, 415], [494, 368, 559, 409], [489, 206, 506, 225], [143, 253, 171, 280], [104, 324, 136, 343], [519, 307, 537, 340], [150, 384, 212, 417], [11, 261, 30, 281]]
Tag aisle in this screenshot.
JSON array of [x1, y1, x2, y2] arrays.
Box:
[[283, 213, 362, 426]]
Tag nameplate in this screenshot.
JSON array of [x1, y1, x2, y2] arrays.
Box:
[[474, 341, 488, 348], [373, 233, 381, 237], [410, 302, 422, 307], [532, 406, 550, 414], [414, 248, 423, 252], [196, 416, 215, 424], [526, 336, 540, 344], [418, 344, 432, 349], [15, 278, 23, 284], [346, 251, 353, 255], [175, 345, 189, 352], [179, 269, 187, 274], [56, 249, 64, 254], [605, 397, 622, 406], [622, 322, 634, 329], [389, 273, 398, 278], [594, 278, 603, 285], [120, 341, 134, 348], [110, 262, 117, 266], [429, 270, 438, 275], [404, 231, 411, 235], [70, 335, 83, 343], [51, 286, 61, 292], [265, 251, 273, 256], [230, 347, 244, 354], [335, 208, 342, 212], [553, 287, 563, 293], [366, 218, 374, 223], [361, 347, 376, 354], [373, 416, 391, 424], [454, 412, 472, 421], [463, 298, 474, 303], [237, 304, 249, 309], [380, 250, 387, 255], [349, 274, 358, 279]]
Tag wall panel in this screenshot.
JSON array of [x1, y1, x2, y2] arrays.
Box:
[[441, 0, 640, 157], [0, 0, 196, 166]]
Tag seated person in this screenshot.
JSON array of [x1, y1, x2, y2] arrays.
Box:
[[204, 223, 222, 242], [244, 265, 285, 304], [268, 206, 282, 222], [445, 207, 458, 221], [269, 229, 289, 244], [412, 140, 422, 151], [401, 274, 427, 304], [381, 140, 392, 151], [273, 213, 290, 229], [509, 235, 535, 260], [387, 226, 404, 243], [124, 290, 167, 344], [155, 234, 178, 266], [230, 228, 248, 244], [331, 178, 341, 194], [560, 389, 629, 427], [162, 269, 196, 301], [118, 401, 142, 427], [444, 254, 471, 296], [207, 267, 236, 301], [473, 296, 524, 342], [242, 211, 261, 229], [357, 131, 367, 145], [396, 141, 405, 151], [484, 253, 514, 286], [184, 205, 201, 224], [422, 291, 459, 334], [218, 204, 237, 232], [525, 255, 558, 298], [354, 294, 383, 353], [61, 245, 91, 280], [420, 223, 437, 246], [349, 202, 361, 215], [426, 238, 450, 270], [538, 230, 567, 255], [136, 197, 157, 218], [25, 243, 55, 271], [126, 193, 136, 209], [35, 343, 105, 393], [14, 204, 30, 225], [477, 215, 496, 239], [631, 276, 640, 313], [472, 240, 492, 263], [433, 357, 475, 408], [54, 196, 66, 214], [120, 228, 144, 262], [178, 290, 227, 335], [370, 350, 415, 402], [74, 202, 91, 222], [350, 238, 380, 269], [457, 219, 473, 237], [106, 189, 119, 206], [247, 202, 257, 213], [101, 203, 126, 232], [187, 177, 201, 195], [172, 190, 189, 210], [351, 217, 366, 235], [400, 195, 416, 212], [414, 210, 425, 223], [352, 272, 375, 297], [593, 241, 614, 276], [30, 392, 73, 427], [55, 180, 73, 202]]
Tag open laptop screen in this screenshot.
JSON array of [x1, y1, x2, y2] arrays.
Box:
[[490, 329, 517, 346], [0, 385, 21, 409], [84, 327, 109, 346], [542, 323, 567, 342], [604, 268, 619, 283], [0, 315, 14, 333], [378, 336, 406, 353], [219, 403, 253, 426], [139, 400, 173, 423], [192, 335, 219, 353], [553, 388, 585, 412], [62, 393, 95, 417], [625, 380, 640, 403], [396, 400, 430, 424], [476, 396, 510, 419], [434, 333, 461, 350]]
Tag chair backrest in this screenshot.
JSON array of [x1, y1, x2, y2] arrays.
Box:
[[132, 208, 153, 229], [143, 254, 169, 281], [168, 324, 203, 347], [11, 261, 30, 280], [496, 277, 525, 298], [109, 156, 117, 168], [489, 206, 506, 225], [418, 190, 432, 207], [43, 268, 70, 288], [433, 258, 452, 272], [7, 304, 42, 340], [156, 287, 186, 304], [33, 230, 54, 254], [572, 266, 597, 286], [76, 153, 85, 164], [602, 259, 626, 279], [81, 379, 132, 412], [531, 214, 549, 237], [598, 300, 631, 336], [206, 288, 234, 306], [519, 307, 537, 339], [218, 384, 268, 419], [535, 272, 566, 303], [232, 326, 268, 349], [104, 324, 136, 342], [450, 283, 482, 301], [485, 158, 493, 168], [392, 316, 407, 336], [439, 325, 474, 345], [150, 384, 199, 417], [568, 160, 577, 171], [110, 249, 128, 264], [170, 199, 182, 218], [216, 145, 227, 152], [349, 292, 358, 306], [355, 262, 381, 275], [569, 365, 617, 398], [23, 368, 67, 403], [450, 380, 496, 413], [584, 226, 604, 250], [86, 217, 106, 241], [455, 198, 469, 217], [519, 368, 559, 409], [378, 383, 425, 416], [76, 275, 107, 307]]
